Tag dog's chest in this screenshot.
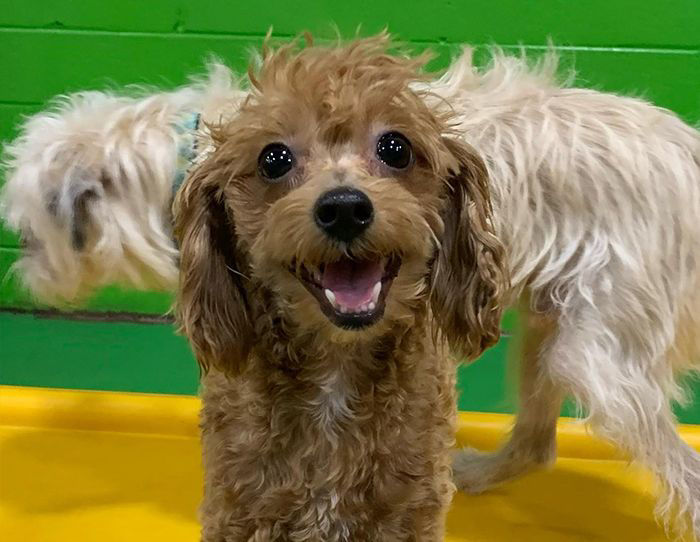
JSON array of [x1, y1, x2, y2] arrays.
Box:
[[313, 369, 352, 430], [201, 348, 452, 541]]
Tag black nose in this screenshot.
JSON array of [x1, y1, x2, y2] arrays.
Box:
[[314, 187, 374, 243]]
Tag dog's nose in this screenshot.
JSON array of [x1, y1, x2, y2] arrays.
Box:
[[314, 187, 374, 242]]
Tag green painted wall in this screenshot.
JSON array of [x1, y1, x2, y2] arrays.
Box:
[[1, 1, 699, 420]]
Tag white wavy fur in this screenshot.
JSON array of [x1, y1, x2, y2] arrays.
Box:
[[427, 48, 700, 538], [1, 63, 243, 303], [3, 48, 700, 537]]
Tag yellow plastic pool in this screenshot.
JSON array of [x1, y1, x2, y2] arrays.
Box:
[[1, 385, 695, 541]]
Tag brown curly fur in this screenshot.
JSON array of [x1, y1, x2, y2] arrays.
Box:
[[173, 34, 506, 541]]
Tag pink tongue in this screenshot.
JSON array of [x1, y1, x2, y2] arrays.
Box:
[[322, 258, 383, 308]]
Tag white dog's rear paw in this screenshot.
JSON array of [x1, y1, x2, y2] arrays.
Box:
[[452, 441, 555, 495], [451, 448, 502, 494]]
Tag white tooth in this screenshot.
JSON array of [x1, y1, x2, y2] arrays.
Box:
[[324, 289, 336, 306], [368, 302, 376, 311], [340, 305, 348, 314], [360, 304, 368, 313], [371, 281, 381, 303]]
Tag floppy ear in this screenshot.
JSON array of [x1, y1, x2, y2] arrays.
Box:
[[173, 166, 252, 375], [431, 137, 507, 360]]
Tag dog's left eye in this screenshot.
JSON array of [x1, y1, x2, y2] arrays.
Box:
[[376, 132, 413, 170], [258, 143, 295, 181]]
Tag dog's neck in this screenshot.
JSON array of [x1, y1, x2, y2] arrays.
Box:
[[247, 286, 435, 389], [238, 318, 436, 436]]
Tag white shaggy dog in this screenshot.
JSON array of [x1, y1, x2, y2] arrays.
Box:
[[3, 45, 700, 537]]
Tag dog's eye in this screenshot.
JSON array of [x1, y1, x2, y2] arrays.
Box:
[[258, 143, 295, 181], [376, 132, 413, 170]]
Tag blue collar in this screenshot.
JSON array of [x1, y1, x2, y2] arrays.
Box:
[[172, 112, 201, 197]]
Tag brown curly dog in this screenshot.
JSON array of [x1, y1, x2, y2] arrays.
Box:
[[173, 35, 506, 541]]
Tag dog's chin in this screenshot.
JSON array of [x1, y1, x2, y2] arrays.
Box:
[[288, 254, 401, 330]]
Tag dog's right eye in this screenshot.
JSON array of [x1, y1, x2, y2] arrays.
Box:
[[376, 131, 413, 170], [258, 143, 295, 181]]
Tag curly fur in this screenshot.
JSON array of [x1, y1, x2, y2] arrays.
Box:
[[3, 34, 700, 539], [172, 36, 504, 540]]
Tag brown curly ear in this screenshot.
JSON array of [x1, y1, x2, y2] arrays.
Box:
[[173, 167, 252, 375], [431, 137, 507, 360]]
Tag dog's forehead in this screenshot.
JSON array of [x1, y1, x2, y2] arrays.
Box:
[[246, 53, 435, 142], [252, 88, 420, 139]]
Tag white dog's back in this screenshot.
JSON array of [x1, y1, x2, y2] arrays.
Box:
[[433, 51, 700, 536], [430, 49, 700, 374]]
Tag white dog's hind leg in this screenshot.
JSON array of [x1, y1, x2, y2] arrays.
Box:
[[548, 305, 700, 539], [453, 304, 564, 493]]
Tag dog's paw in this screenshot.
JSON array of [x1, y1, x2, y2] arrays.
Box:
[[451, 448, 501, 494], [452, 441, 556, 495]]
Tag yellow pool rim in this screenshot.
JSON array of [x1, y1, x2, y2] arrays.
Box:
[[2, 384, 700, 458], [4, 384, 700, 541]]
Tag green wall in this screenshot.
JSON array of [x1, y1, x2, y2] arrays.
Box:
[[1, 1, 699, 419]]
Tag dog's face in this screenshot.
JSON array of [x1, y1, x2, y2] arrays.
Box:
[[247, 128, 438, 333], [174, 36, 506, 373]]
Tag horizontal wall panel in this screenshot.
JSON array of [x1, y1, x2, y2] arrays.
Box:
[[2, 29, 697, 120], [3, 310, 700, 423], [186, 0, 700, 49], [1, 1, 699, 48], [0, 0, 183, 33], [0, 312, 199, 395], [0, 29, 264, 103]]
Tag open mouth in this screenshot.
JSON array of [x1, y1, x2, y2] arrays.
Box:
[[289, 254, 401, 329]]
